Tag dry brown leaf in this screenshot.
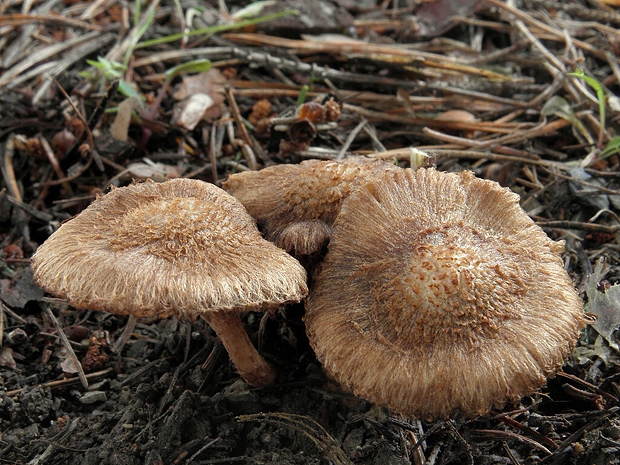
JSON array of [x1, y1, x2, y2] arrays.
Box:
[[0, 347, 17, 369], [173, 69, 226, 100]]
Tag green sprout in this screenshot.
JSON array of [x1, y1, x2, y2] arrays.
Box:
[[567, 69, 606, 147], [599, 136, 620, 160], [296, 85, 309, 107], [80, 57, 142, 100], [135, 10, 297, 49]]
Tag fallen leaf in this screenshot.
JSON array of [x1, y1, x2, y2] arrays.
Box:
[[110, 96, 141, 141], [126, 159, 185, 180], [0, 347, 17, 369], [572, 335, 612, 365], [586, 258, 620, 348], [0, 267, 46, 308], [174, 93, 215, 130], [412, 0, 484, 39], [60, 354, 80, 374], [173, 69, 226, 100]]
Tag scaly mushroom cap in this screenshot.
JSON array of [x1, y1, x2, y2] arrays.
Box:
[[305, 168, 584, 419], [222, 157, 400, 256], [31, 178, 308, 319]]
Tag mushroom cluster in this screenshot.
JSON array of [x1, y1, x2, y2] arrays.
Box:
[[31, 178, 307, 387], [304, 167, 585, 418], [31, 158, 584, 418]]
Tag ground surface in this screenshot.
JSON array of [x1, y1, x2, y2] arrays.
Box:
[[2, 0, 620, 464]]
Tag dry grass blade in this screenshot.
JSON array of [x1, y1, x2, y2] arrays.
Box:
[[6, 368, 114, 398], [0, 13, 106, 30], [26, 417, 80, 465], [237, 413, 353, 465], [0, 31, 109, 89], [366, 147, 565, 168], [470, 429, 553, 455], [42, 304, 88, 389]]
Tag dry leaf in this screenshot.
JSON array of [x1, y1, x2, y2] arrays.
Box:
[[110, 96, 141, 141], [172, 70, 226, 128], [173, 69, 226, 100], [126, 159, 185, 180], [174, 93, 215, 130], [586, 258, 620, 348], [0, 347, 17, 369]]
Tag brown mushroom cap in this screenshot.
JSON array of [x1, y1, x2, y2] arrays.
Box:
[[222, 157, 400, 256], [31, 178, 307, 319], [31, 178, 308, 387], [304, 168, 584, 419]]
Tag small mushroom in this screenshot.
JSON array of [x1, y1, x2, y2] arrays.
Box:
[[31, 178, 307, 387], [305, 168, 584, 418], [222, 156, 400, 256]]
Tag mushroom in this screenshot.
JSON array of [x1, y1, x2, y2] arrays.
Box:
[[31, 178, 307, 387], [304, 168, 584, 418], [222, 157, 400, 257]]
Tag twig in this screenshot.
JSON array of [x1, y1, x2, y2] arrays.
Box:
[[343, 103, 530, 133], [226, 87, 258, 170], [185, 438, 221, 464], [208, 123, 219, 183], [0, 301, 28, 324], [238, 413, 353, 465], [0, 300, 4, 347], [27, 418, 79, 465], [2, 134, 21, 201], [42, 304, 88, 389], [536, 221, 620, 234], [556, 372, 619, 404], [503, 442, 523, 465], [470, 429, 552, 455], [38, 135, 73, 195], [3, 193, 55, 223], [542, 168, 620, 195], [120, 359, 166, 386], [60, 77, 116, 171], [6, 368, 113, 397], [528, 0, 620, 26], [132, 47, 235, 68], [544, 408, 619, 462], [486, 0, 607, 60], [0, 13, 106, 30], [335, 119, 367, 161], [113, 314, 137, 354], [495, 412, 558, 449], [231, 47, 422, 90], [366, 148, 566, 168]]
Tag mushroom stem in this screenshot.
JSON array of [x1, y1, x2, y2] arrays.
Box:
[[203, 313, 276, 387]]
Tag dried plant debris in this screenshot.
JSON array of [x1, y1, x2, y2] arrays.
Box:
[[586, 259, 620, 347]]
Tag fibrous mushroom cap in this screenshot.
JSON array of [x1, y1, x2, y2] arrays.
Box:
[[31, 178, 308, 319], [305, 168, 584, 419], [222, 156, 400, 256]]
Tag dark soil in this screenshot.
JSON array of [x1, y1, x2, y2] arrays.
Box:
[[2, 0, 620, 464]]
